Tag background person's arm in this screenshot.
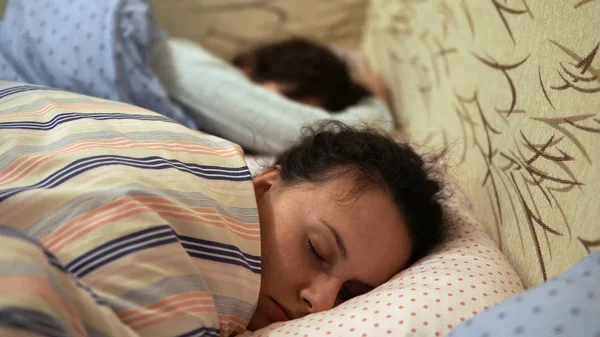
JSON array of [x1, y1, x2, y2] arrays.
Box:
[[152, 38, 394, 154]]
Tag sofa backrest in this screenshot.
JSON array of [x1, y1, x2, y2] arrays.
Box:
[[361, 0, 600, 287], [150, 0, 368, 60]]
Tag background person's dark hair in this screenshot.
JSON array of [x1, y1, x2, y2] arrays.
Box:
[[274, 121, 446, 264], [232, 38, 370, 112]]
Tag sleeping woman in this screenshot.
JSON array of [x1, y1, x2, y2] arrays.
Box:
[[245, 121, 445, 329], [0, 83, 444, 337]]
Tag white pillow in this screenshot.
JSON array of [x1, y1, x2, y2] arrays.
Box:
[[241, 184, 524, 337]]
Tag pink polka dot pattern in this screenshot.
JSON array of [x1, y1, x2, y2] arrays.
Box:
[[241, 185, 523, 337]]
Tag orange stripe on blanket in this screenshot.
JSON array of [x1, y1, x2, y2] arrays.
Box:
[[119, 292, 217, 330], [134, 196, 259, 230], [83, 250, 203, 288], [156, 210, 260, 240], [0, 138, 242, 186], [218, 313, 251, 336], [117, 199, 260, 239], [42, 196, 259, 252], [0, 275, 86, 337], [42, 199, 160, 252], [126, 198, 260, 237], [128, 305, 218, 331], [118, 291, 213, 321]]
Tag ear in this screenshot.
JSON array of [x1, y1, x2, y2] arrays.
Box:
[[252, 166, 282, 203]]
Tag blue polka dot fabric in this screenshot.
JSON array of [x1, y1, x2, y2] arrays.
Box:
[[0, 0, 197, 129], [450, 252, 600, 337]]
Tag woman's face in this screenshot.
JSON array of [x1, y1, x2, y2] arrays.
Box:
[[248, 168, 413, 331]]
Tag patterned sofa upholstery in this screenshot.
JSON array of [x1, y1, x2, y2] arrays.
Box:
[[150, 0, 369, 59], [361, 0, 600, 287]]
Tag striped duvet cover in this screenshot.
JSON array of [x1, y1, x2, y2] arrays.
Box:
[[0, 82, 261, 337]]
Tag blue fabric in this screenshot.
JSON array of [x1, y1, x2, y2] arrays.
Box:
[[0, 0, 197, 129], [450, 252, 600, 337]]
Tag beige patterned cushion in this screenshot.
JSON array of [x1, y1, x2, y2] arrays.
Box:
[[150, 0, 368, 59], [362, 0, 600, 287]]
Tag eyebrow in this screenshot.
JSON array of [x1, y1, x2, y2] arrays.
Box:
[[319, 219, 379, 291], [319, 218, 347, 260]]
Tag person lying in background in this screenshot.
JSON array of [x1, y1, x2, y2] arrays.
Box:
[[234, 39, 378, 112], [0, 0, 393, 156], [151, 37, 394, 154]]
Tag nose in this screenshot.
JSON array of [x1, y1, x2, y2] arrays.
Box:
[[300, 275, 343, 314]]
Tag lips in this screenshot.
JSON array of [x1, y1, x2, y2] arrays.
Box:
[[268, 298, 293, 322]]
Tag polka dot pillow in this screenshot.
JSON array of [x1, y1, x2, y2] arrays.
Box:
[[242, 183, 524, 337]]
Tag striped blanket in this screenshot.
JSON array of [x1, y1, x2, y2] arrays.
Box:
[[0, 82, 261, 337]]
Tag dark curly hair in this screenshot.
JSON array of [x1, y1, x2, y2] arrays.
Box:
[[232, 38, 370, 112], [274, 121, 446, 263]]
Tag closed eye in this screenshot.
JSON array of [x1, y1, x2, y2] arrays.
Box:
[[306, 238, 326, 263]]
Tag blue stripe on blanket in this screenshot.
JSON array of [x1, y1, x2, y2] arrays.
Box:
[[177, 326, 221, 337], [185, 250, 262, 274], [71, 235, 179, 278], [0, 112, 176, 130], [65, 225, 261, 278], [65, 226, 174, 275], [0, 155, 252, 202], [0, 307, 70, 337], [0, 84, 53, 99], [179, 234, 261, 265]]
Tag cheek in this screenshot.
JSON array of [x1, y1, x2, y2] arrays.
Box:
[[259, 197, 307, 288], [260, 228, 308, 302], [262, 220, 305, 275]]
